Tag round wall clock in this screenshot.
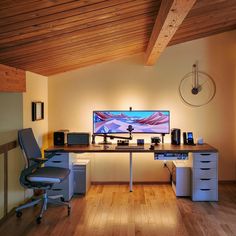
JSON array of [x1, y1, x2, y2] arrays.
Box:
[[179, 64, 216, 107]]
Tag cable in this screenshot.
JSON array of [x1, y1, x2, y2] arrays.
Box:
[[163, 161, 172, 183]]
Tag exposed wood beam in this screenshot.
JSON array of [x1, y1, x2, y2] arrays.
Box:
[[145, 0, 196, 65], [0, 63, 26, 92]]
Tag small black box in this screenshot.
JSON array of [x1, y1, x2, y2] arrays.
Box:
[[54, 130, 69, 146], [67, 132, 90, 145]]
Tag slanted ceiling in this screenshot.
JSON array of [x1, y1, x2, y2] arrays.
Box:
[[0, 0, 235, 76]]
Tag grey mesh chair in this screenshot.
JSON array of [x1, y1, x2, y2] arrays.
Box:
[[15, 128, 71, 224]]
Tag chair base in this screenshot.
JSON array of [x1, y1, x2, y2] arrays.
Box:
[[15, 191, 71, 224]]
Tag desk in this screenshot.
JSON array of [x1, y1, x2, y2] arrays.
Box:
[[45, 143, 217, 193]]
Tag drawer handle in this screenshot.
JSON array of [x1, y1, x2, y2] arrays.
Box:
[[200, 189, 210, 191], [52, 161, 62, 163], [200, 178, 211, 181], [200, 161, 210, 163], [200, 153, 211, 156], [200, 168, 210, 170], [51, 189, 62, 191]]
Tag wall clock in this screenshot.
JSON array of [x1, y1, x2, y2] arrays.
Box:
[[179, 63, 216, 107]]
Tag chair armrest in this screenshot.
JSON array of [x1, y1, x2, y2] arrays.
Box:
[[29, 158, 48, 163]]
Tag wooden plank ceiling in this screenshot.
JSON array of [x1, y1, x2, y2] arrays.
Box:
[[0, 0, 235, 76]]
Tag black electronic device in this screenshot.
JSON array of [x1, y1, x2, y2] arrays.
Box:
[[171, 128, 181, 145], [117, 140, 129, 146], [151, 137, 161, 145], [67, 132, 90, 145], [53, 130, 69, 146], [137, 139, 144, 145], [149, 143, 155, 150], [183, 132, 187, 145], [187, 132, 194, 145]]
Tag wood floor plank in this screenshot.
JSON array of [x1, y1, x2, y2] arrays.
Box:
[[1, 184, 236, 236]]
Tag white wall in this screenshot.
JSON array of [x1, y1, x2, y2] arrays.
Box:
[[23, 71, 48, 150], [48, 30, 236, 182]]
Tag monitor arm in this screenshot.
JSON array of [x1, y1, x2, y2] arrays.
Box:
[[92, 125, 134, 144]]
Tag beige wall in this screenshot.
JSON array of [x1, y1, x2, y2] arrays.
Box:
[[0, 93, 24, 218], [48, 30, 236, 181], [0, 71, 49, 219], [23, 71, 48, 150]]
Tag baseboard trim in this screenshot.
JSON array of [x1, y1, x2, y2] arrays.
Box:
[[0, 196, 33, 225], [0, 207, 15, 225], [91, 181, 171, 185]]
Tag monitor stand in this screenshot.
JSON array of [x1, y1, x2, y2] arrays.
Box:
[[98, 134, 112, 145]]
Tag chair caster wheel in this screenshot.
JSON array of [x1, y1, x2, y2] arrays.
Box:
[[16, 211, 22, 218], [36, 216, 42, 224], [68, 206, 71, 216]]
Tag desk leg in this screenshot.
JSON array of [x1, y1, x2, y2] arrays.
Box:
[[129, 152, 133, 192]]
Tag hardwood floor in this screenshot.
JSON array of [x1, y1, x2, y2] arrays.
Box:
[[0, 183, 236, 236]]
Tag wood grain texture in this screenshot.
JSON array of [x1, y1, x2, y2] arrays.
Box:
[[45, 143, 217, 153], [0, 184, 236, 235], [169, 0, 236, 45], [0, 64, 26, 92], [0, 0, 235, 75], [0, 140, 17, 217], [145, 0, 196, 65]]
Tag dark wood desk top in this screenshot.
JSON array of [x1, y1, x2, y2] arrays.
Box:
[[45, 143, 217, 153]]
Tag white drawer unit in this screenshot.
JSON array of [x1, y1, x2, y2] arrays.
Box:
[[45, 152, 74, 201], [190, 152, 218, 201]]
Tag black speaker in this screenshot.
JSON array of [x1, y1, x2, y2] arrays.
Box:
[[54, 130, 69, 146], [171, 128, 181, 145], [67, 132, 90, 145], [183, 132, 187, 145]]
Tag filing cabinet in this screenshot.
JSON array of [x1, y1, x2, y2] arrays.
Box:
[[45, 152, 73, 201], [190, 152, 218, 201]]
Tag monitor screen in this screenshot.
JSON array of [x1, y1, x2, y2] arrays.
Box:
[[93, 110, 170, 134]]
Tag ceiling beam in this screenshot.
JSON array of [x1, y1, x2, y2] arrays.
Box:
[[145, 0, 196, 65], [0, 63, 26, 92]]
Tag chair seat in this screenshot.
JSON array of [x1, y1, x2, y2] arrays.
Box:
[[27, 167, 70, 184]]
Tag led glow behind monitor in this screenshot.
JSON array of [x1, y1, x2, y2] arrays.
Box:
[[93, 110, 170, 134]]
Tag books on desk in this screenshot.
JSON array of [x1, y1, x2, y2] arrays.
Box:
[[115, 145, 144, 150]]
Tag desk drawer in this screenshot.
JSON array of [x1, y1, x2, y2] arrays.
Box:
[[45, 160, 68, 168], [193, 153, 217, 162], [47, 153, 68, 162], [47, 175, 73, 201], [192, 188, 218, 201], [194, 168, 217, 179], [194, 178, 217, 189], [46, 153, 69, 168], [195, 160, 217, 169]]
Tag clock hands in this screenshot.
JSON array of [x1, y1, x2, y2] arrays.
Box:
[[191, 63, 199, 95]]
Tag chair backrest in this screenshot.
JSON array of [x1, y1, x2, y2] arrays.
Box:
[[18, 128, 42, 167]]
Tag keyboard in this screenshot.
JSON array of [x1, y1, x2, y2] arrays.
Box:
[[115, 145, 144, 150]]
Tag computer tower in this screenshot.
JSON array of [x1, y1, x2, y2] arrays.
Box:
[[171, 128, 181, 145]]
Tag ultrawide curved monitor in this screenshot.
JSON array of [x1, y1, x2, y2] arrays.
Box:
[[93, 110, 170, 134]]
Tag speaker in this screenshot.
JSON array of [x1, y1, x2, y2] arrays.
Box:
[[54, 130, 69, 146], [183, 132, 187, 145], [67, 132, 90, 145], [171, 128, 181, 145]]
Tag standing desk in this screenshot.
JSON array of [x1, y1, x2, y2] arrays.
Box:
[[45, 143, 218, 193]]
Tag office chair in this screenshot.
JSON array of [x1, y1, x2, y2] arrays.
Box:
[[15, 128, 71, 224]]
